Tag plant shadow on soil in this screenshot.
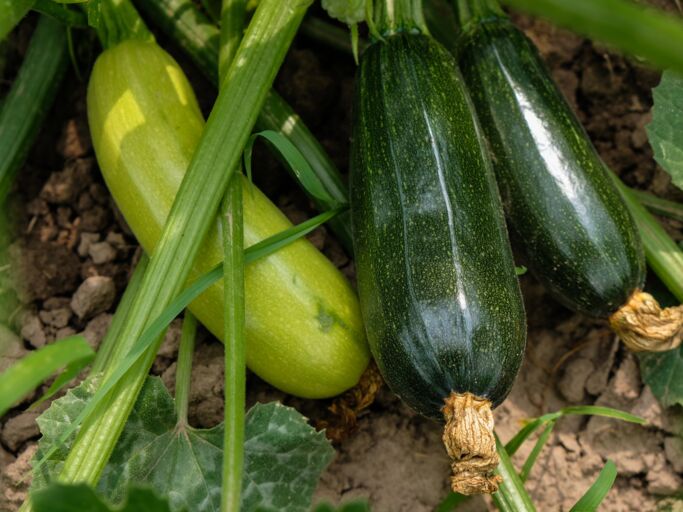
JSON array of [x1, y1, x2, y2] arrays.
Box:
[[2, 6, 683, 512]]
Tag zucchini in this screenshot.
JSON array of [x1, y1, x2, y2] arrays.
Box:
[[351, 1, 525, 495], [454, 2, 682, 352], [0, 16, 68, 204], [87, 39, 370, 398]]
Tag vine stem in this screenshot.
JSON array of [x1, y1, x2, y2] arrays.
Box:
[[219, 1, 247, 510], [174, 313, 197, 426]]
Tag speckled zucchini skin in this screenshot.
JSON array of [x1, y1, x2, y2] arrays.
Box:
[[350, 33, 526, 420], [457, 18, 645, 317]]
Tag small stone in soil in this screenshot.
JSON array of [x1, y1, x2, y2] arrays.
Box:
[[40, 158, 93, 205], [88, 241, 117, 264], [71, 276, 116, 320], [81, 313, 112, 350], [38, 308, 71, 329], [77, 232, 100, 257], [19, 311, 46, 348]]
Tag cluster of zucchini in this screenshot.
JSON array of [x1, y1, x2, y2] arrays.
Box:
[[82, 0, 683, 498], [348, 0, 682, 495]]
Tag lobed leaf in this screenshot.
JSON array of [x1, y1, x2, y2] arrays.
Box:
[[647, 70, 683, 192], [31, 483, 181, 512], [33, 377, 335, 512]]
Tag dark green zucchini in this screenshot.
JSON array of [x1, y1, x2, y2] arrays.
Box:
[[452, 2, 683, 352], [455, 10, 645, 319], [0, 16, 69, 204], [351, 4, 525, 494]]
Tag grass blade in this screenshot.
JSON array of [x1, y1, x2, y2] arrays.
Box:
[[520, 421, 555, 482], [569, 460, 618, 512], [492, 435, 537, 512], [0, 336, 94, 417]]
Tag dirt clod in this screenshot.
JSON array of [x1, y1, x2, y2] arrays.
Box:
[[19, 311, 46, 348], [70, 275, 115, 320], [88, 241, 117, 264], [1, 411, 41, 452]]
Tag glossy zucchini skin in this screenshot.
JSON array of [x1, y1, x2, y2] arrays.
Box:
[[87, 40, 369, 398], [457, 18, 645, 318], [351, 33, 526, 420]]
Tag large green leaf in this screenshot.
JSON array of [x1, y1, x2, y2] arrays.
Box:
[[638, 286, 683, 408], [32, 483, 181, 512], [640, 347, 683, 408], [647, 70, 683, 191], [33, 377, 335, 511]]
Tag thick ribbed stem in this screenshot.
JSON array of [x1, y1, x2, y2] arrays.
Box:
[[373, 0, 428, 36]]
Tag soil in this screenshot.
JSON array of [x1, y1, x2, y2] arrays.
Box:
[[2, 6, 683, 512]]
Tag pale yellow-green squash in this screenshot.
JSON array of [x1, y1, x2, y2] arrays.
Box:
[[87, 40, 369, 398]]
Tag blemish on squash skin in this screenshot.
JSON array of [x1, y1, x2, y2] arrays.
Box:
[[316, 305, 336, 333], [316, 303, 350, 334]]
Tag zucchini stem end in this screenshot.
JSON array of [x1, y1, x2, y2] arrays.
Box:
[[442, 391, 501, 495], [610, 291, 683, 352]]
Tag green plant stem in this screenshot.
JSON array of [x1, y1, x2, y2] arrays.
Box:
[[218, 1, 246, 509], [220, 178, 245, 512], [373, 0, 429, 35], [90, 256, 149, 376], [22, 0, 312, 505], [614, 177, 683, 302], [134, 0, 354, 254], [502, 0, 683, 74], [300, 17, 364, 54], [218, 0, 245, 82], [0, 15, 68, 204], [492, 436, 537, 512], [87, 0, 153, 49], [453, 0, 504, 28], [630, 188, 683, 223], [174, 312, 197, 425], [32, 0, 89, 28]]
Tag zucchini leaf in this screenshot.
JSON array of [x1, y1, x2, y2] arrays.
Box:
[[638, 286, 683, 408], [647, 70, 683, 191], [32, 483, 180, 512], [640, 347, 683, 408], [321, 0, 365, 25], [32, 377, 335, 512]]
